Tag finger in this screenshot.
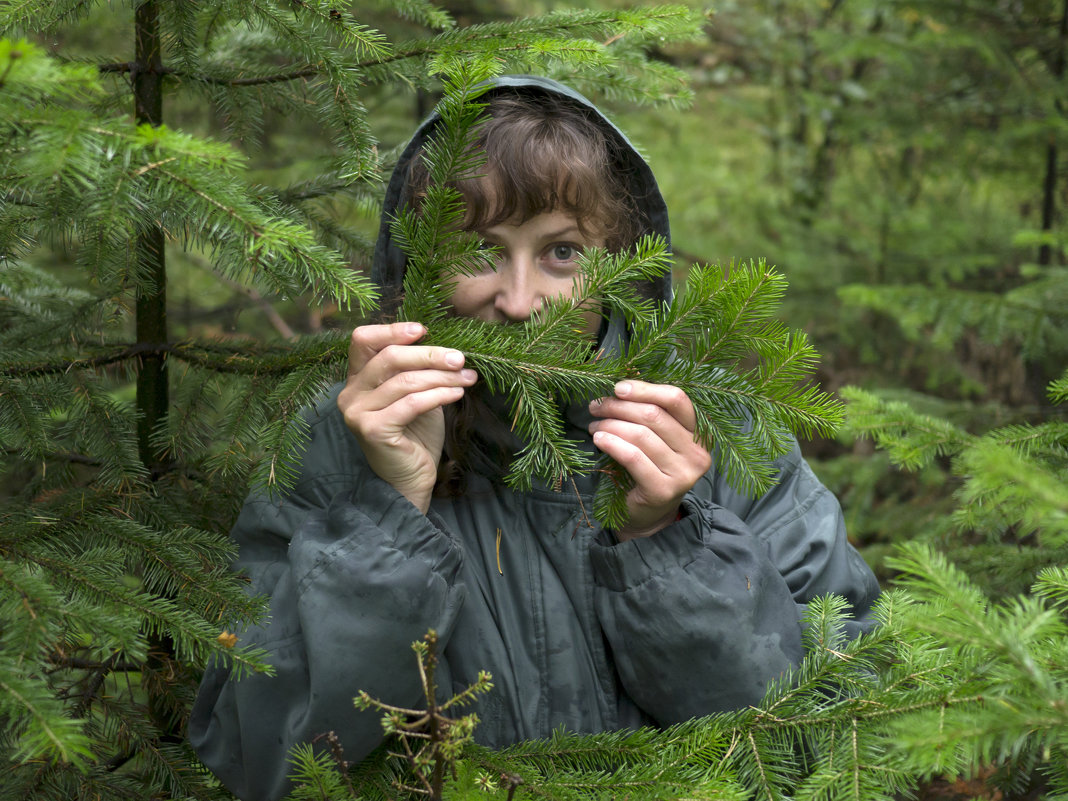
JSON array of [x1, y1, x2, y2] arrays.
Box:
[[354, 342, 469, 390], [361, 368, 477, 413], [347, 322, 427, 376], [369, 385, 469, 436], [589, 397, 697, 456], [603, 380, 698, 431], [591, 429, 676, 505], [589, 417, 678, 472]]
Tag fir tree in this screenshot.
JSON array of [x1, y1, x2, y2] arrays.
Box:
[[391, 71, 843, 528], [0, 2, 704, 798], [12, 2, 1063, 800], [282, 577, 1067, 800]]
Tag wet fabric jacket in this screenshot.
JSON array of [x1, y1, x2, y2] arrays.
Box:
[[189, 76, 881, 801]]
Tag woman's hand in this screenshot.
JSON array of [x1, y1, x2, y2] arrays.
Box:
[[338, 322, 477, 514], [588, 380, 712, 542]]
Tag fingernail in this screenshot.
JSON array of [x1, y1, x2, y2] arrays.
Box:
[[405, 322, 423, 337], [445, 351, 464, 368], [615, 381, 632, 397], [460, 369, 476, 381]]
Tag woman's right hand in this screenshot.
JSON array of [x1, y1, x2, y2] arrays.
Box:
[[338, 322, 477, 514]]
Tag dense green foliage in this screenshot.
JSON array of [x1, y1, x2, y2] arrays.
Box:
[[0, 2, 703, 798], [2, 0, 1066, 800], [394, 72, 841, 526], [283, 579, 1068, 801]]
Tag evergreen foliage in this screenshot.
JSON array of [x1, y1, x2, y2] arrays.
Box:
[[4, 1, 1066, 800], [281, 582, 1068, 800], [0, 2, 705, 798], [395, 73, 842, 528]]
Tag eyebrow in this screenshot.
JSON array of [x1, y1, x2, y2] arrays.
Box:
[[543, 226, 586, 240], [481, 224, 591, 241]]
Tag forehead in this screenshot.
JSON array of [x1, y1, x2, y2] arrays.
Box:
[[481, 210, 604, 245]]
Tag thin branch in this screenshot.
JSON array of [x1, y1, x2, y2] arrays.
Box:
[[97, 61, 321, 87], [71, 651, 124, 718], [47, 655, 140, 673], [187, 253, 295, 339], [2, 448, 101, 467], [189, 66, 321, 86], [104, 749, 138, 773], [1, 340, 344, 377], [3, 343, 164, 377]]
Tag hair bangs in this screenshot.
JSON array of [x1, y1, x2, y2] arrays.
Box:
[[458, 135, 611, 240], [408, 88, 644, 252]]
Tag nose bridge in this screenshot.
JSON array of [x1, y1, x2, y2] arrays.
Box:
[[495, 249, 542, 320]]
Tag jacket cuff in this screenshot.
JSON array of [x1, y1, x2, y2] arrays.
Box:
[[350, 468, 449, 537], [589, 498, 703, 592]]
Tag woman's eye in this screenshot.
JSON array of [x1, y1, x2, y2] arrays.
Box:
[[550, 244, 579, 262]]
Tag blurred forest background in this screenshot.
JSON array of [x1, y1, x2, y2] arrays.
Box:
[[2, 0, 1065, 799], [17, 0, 1066, 579], [41, 0, 1058, 583], [26, 0, 1065, 577]]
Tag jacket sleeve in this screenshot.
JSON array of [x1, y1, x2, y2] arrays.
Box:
[[188, 404, 465, 801], [709, 440, 881, 634], [589, 441, 879, 726]]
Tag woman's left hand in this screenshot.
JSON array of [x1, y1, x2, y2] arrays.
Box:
[[588, 380, 712, 542]]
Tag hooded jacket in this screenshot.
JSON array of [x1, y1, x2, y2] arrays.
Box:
[[189, 77, 880, 801]]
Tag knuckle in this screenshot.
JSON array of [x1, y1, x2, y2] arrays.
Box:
[[351, 326, 374, 347], [341, 405, 368, 435], [682, 454, 712, 484], [639, 404, 661, 426], [380, 343, 404, 362], [621, 440, 644, 464], [666, 386, 688, 408], [635, 426, 658, 448]]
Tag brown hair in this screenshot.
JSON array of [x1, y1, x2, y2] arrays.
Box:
[[407, 88, 648, 493], [408, 88, 644, 251]]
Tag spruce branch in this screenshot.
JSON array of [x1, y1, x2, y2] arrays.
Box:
[[842, 384, 1067, 546], [398, 68, 842, 528], [154, 64, 323, 87], [840, 386, 975, 469], [1, 336, 349, 378], [348, 630, 493, 801], [1049, 370, 1068, 405]]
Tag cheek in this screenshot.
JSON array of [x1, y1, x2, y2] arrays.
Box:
[[447, 274, 492, 318]]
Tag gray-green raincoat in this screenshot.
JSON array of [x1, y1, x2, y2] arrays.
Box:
[[189, 76, 880, 801]]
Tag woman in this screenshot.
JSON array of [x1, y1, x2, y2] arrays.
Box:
[[190, 75, 880, 801]]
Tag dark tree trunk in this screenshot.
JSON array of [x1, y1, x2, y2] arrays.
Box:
[[132, 1, 183, 765], [1039, 0, 1068, 266], [134, 0, 168, 471]]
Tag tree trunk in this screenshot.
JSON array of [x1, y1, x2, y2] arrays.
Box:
[[133, 0, 168, 474], [1039, 0, 1068, 266], [133, 0, 183, 764], [133, 1, 168, 471]]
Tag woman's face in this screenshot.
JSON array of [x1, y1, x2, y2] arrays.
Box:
[[448, 210, 603, 329]]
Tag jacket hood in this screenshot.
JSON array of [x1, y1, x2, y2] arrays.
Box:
[[369, 75, 673, 308]]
